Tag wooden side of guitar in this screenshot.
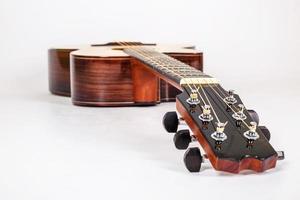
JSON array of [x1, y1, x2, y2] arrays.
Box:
[[48, 48, 203, 106]]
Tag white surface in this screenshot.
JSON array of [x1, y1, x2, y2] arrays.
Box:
[[1, 0, 300, 199]]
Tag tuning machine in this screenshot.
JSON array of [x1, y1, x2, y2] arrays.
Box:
[[183, 147, 203, 172], [162, 111, 186, 133], [224, 89, 237, 107], [211, 122, 228, 142], [173, 129, 197, 150], [232, 104, 247, 127], [247, 109, 260, 125], [199, 105, 213, 124], [244, 121, 260, 140], [186, 89, 200, 106], [183, 147, 210, 172]]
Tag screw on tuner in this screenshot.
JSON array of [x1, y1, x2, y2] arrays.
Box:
[[186, 89, 200, 105], [224, 89, 237, 106], [244, 122, 260, 140], [211, 122, 228, 142], [232, 104, 247, 120], [199, 105, 213, 123], [232, 104, 247, 127]]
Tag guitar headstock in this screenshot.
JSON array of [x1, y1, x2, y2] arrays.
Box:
[[168, 82, 281, 173]]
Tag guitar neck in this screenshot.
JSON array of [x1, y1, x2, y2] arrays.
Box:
[[123, 47, 217, 90]]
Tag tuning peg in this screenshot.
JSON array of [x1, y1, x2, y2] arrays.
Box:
[[183, 147, 203, 172], [244, 121, 260, 140], [199, 105, 213, 123], [232, 104, 247, 127], [259, 126, 271, 141], [247, 110, 260, 125], [173, 130, 194, 150], [224, 89, 237, 105], [211, 122, 228, 142], [186, 89, 200, 105], [163, 111, 185, 133]]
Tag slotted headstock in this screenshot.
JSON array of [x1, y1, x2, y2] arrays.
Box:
[[176, 83, 278, 173]]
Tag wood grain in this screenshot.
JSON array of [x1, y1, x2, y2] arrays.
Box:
[[48, 48, 74, 96], [48, 47, 203, 103], [71, 56, 135, 106]]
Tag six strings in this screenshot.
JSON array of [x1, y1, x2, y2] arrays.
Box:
[[119, 42, 220, 124], [117, 41, 251, 131]]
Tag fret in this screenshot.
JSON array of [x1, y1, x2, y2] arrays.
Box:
[[124, 47, 215, 86]]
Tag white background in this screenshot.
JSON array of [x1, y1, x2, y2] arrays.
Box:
[[0, 0, 299, 199]]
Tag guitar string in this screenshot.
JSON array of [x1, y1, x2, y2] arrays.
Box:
[[134, 46, 211, 107], [130, 45, 255, 139], [120, 42, 206, 103], [205, 83, 251, 129], [118, 42, 210, 107], [213, 84, 243, 113], [118, 42, 256, 134], [129, 44, 256, 142], [117, 41, 222, 124], [121, 41, 221, 123], [137, 46, 221, 123], [129, 45, 209, 104], [192, 70, 251, 129], [189, 68, 251, 129], [118, 41, 253, 130], [118, 42, 200, 94]]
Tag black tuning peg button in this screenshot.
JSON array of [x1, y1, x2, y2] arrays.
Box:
[[162, 111, 179, 133], [247, 109, 260, 125], [184, 147, 203, 172], [259, 126, 271, 141], [173, 130, 192, 150]]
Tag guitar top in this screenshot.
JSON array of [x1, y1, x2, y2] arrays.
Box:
[[48, 41, 284, 174]]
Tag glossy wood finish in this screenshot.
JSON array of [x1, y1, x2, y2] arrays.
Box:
[[71, 53, 200, 106], [71, 56, 135, 106], [176, 99, 277, 173], [131, 58, 159, 104], [48, 48, 75, 96], [175, 88, 278, 173], [48, 46, 203, 102]]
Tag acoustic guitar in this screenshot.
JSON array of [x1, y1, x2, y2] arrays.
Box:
[[48, 41, 284, 173]]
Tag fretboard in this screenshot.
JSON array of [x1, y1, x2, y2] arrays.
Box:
[[124, 47, 216, 88]]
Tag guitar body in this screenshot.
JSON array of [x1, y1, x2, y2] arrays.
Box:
[[48, 44, 203, 106]]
